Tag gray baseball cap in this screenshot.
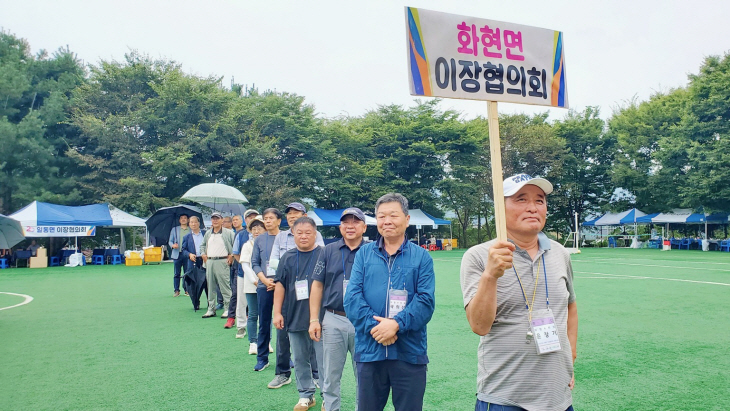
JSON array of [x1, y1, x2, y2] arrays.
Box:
[[243, 209, 259, 218], [340, 207, 366, 222], [285, 202, 306, 214]]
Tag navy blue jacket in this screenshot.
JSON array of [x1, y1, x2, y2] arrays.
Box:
[[180, 230, 206, 263], [344, 237, 435, 365]]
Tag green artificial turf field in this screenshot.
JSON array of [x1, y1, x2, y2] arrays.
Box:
[[1, 248, 729, 410]]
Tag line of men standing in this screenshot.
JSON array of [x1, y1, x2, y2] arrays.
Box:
[[168, 195, 437, 411], [165, 175, 579, 411]]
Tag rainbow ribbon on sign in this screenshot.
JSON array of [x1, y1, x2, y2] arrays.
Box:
[[407, 7, 431, 96], [551, 31, 567, 107]]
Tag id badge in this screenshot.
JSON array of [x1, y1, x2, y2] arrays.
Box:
[[388, 289, 408, 319], [342, 279, 349, 295], [266, 258, 278, 277], [529, 308, 562, 354], [295, 280, 309, 300], [267, 258, 279, 276]]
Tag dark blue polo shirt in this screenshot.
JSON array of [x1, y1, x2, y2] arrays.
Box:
[[312, 238, 366, 313]]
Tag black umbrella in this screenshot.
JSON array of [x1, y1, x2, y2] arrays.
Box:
[[183, 263, 208, 311], [145, 205, 204, 243]]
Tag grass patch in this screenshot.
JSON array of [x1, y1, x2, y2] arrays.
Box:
[[1, 248, 728, 410]]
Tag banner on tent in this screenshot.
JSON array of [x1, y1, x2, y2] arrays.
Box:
[[405, 7, 568, 107], [23, 225, 96, 237]]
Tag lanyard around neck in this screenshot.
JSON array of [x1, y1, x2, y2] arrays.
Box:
[[513, 254, 549, 320]]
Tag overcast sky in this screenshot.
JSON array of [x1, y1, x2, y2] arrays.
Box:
[[3, 0, 730, 121]]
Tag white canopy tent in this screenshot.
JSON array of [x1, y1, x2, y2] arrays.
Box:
[[407, 209, 452, 246], [107, 204, 148, 251], [651, 209, 694, 223]]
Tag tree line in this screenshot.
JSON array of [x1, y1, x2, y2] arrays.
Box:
[[2, 31, 729, 247]]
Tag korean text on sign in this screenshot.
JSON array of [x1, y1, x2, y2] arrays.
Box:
[[405, 7, 568, 108]]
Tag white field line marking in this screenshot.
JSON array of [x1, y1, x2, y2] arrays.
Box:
[[575, 276, 637, 279], [0, 292, 34, 311], [574, 271, 730, 286], [572, 260, 730, 272], [576, 257, 730, 266]]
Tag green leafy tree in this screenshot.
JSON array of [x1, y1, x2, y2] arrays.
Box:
[[437, 118, 485, 247], [0, 32, 85, 213], [678, 53, 730, 211], [68, 52, 233, 214], [551, 107, 614, 233], [609, 91, 688, 211]]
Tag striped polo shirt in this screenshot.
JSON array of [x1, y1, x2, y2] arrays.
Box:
[[460, 233, 576, 410]]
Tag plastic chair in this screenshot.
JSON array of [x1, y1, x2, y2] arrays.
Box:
[[0, 258, 8, 269], [110, 255, 122, 265], [429, 244, 437, 251], [421, 245, 428, 250], [608, 237, 617, 248], [720, 240, 730, 252], [92, 255, 104, 265], [49, 256, 60, 267], [679, 238, 691, 250]]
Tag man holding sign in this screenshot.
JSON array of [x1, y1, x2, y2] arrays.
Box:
[[460, 174, 578, 411]]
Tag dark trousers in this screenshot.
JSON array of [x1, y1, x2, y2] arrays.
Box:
[[228, 265, 238, 316], [256, 284, 292, 378], [275, 324, 292, 377], [475, 401, 574, 411], [356, 360, 427, 411], [256, 285, 273, 363], [173, 257, 186, 292]]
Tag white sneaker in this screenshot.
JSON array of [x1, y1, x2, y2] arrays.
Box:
[[294, 396, 315, 410], [235, 328, 247, 339], [269, 344, 274, 353], [249, 342, 257, 355]]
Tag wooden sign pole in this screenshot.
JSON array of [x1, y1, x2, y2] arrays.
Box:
[[487, 101, 507, 241]]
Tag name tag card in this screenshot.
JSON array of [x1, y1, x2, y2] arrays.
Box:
[[530, 309, 561, 354], [295, 280, 309, 301], [342, 279, 349, 295], [388, 289, 408, 319], [267, 258, 279, 277]]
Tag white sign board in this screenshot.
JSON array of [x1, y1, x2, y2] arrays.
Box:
[[405, 7, 568, 108], [22, 225, 97, 237]]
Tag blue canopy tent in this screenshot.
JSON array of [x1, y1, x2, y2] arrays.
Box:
[[309, 208, 377, 226], [11, 201, 113, 237], [581, 208, 647, 247], [635, 213, 661, 223], [422, 211, 451, 226], [307, 208, 452, 246], [581, 217, 600, 227], [10, 201, 115, 253]]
